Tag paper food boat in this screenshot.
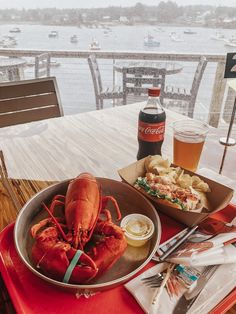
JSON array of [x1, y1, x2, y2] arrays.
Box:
[[118, 158, 234, 227]]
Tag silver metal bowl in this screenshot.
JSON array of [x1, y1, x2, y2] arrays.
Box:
[[14, 178, 161, 294]]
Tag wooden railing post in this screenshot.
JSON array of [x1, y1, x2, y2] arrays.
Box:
[[208, 60, 226, 127]]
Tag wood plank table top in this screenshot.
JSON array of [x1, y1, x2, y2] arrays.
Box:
[[0, 102, 235, 182]]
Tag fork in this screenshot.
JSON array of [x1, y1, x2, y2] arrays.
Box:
[[141, 272, 164, 288], [141, 264, 175, 304]]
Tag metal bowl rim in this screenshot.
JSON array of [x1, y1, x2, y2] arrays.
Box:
[[14, 177, 161, 289]]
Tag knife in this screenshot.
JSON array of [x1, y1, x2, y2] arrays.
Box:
[[158, 225, 198, 261], [186, 265, 218, 309]]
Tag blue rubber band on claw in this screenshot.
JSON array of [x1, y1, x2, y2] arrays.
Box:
[[63, 250, 83, 283]]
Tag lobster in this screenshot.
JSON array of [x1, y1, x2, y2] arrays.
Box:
[[30, 173, 127, 284]]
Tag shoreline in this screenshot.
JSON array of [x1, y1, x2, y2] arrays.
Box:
[[1, 21, 235, 30]]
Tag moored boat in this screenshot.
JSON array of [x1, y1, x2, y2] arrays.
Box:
[[48, 31, 58, 38], [183, 29, 197, 35], [144, 34, 160, 47], [70, 35, 78, 43], [170, 32, 184, 42], [89, 39, 101, 50], [9, 27, 21, 33], [210, 32, 225, 41]]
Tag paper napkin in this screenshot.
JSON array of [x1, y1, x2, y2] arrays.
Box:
[[125, 262, 236, 314], [125, 263, 186, 314]]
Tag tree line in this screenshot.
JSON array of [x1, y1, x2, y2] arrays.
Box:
[[1, 2, 236, 26]]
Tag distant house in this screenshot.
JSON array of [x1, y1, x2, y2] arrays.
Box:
[[102, 16, 111, 21], [119, 16, 129, 23]]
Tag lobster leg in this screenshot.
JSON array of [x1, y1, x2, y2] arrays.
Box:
[[49, 195, 65, 213], [102, 196, 121, 221]]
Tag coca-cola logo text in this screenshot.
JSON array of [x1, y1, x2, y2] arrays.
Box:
[[138, 121, 165, 142], [138, 125, 165, 135]]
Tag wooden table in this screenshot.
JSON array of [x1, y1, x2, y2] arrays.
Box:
[[0, 102, 235, 182], [114, 61, 183, 75], [0, 57, 26, 81], [0, 102, 235, 313]]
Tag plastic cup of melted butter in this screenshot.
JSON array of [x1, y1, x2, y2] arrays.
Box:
[[120, 214, 155, 247]]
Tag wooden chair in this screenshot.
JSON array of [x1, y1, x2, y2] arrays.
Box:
[[122, 66, 167, 105], [88, 54, 123, 110], [163, 56, 207, 118], [35, 53, 50, 78], [0, 77, 63, 128]]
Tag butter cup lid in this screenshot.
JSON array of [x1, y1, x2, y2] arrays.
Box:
[[120, 214, 154, 241]]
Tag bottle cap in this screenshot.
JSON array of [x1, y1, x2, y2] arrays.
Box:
[[148, 87, 161, 97]]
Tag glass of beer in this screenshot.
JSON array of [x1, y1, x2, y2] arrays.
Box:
[[173, 120, 209, 172]]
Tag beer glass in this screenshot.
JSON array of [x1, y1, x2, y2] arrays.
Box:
[[173, 120, 209, 172]]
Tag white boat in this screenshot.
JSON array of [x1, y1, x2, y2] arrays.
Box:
[[9, 27, 21, 33], [183, 29, 197, 35], [144, 34, 160, 47], [0, 35, 17, 48], [89, 39, 101, 50], [224, 39, 236, 48], [48, 31, 58, 38], [70, 35, 78, 43], [210, 32, 225, 41], [169, 32, 184, 42]]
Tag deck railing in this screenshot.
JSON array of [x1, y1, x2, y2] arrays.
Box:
[[0, 49, 228, 127]]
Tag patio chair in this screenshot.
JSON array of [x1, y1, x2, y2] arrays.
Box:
[[163, 56, 207, 118], [0, 77, 63, 128], [35, 53, 51, 78], [122, 66, 167, 105], [88, 54, 123, 110]]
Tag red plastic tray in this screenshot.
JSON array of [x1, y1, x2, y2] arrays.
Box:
[[0, 207, 235, 314]]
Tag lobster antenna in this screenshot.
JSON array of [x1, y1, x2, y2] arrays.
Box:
[[42, 202, 68, 241]]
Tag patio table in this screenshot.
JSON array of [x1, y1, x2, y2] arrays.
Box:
[[0, 102, 235, 182], [0, 102, 235, 313], [0, 57, 26, 81], [114, 61, 183, 75]]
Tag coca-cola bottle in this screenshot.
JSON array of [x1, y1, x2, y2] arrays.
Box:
[[137, 87, 166, 160]]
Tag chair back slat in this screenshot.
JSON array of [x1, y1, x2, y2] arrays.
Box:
[[0, 94, 58, 114], [122, 66, 167, 105], [188, 56, 207, 117], [0, 106, 61, 128], [88, 54, 104, 109], [35, 53, 50, 78], [0, 77, 63, 127], [0, 79, 56, 99]]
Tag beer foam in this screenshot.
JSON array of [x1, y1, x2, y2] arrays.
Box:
[[174, 132, 205, 143]]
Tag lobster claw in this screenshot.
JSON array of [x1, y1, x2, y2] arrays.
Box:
[[33, 240, 98, 284]]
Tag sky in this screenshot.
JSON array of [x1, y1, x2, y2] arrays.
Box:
[[1, 0, 236, 9]]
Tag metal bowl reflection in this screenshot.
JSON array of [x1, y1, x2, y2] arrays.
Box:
[[14, 178, 161, 293]]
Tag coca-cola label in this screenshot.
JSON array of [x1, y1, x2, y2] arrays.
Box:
[[138, 121, 165, 142]]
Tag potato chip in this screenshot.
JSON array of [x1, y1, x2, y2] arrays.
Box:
[[194, 181, 210, 193], [177, 174, 192, 188]]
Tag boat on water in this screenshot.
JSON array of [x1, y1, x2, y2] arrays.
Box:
[[48, 31, 58, 38], [9, 27, 21, 33], [210, 32, 225, 41], [144, 34, 160, 47], [183, 29, 197, 35], [169, 32, 184, 42], [70, 35, 78, 44], [224, 37, 236, 48], [89, 39, 101, 50], [0, 35, 17, 48]]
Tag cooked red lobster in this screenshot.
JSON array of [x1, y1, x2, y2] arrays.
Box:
[[30, 173, 127, 284]]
